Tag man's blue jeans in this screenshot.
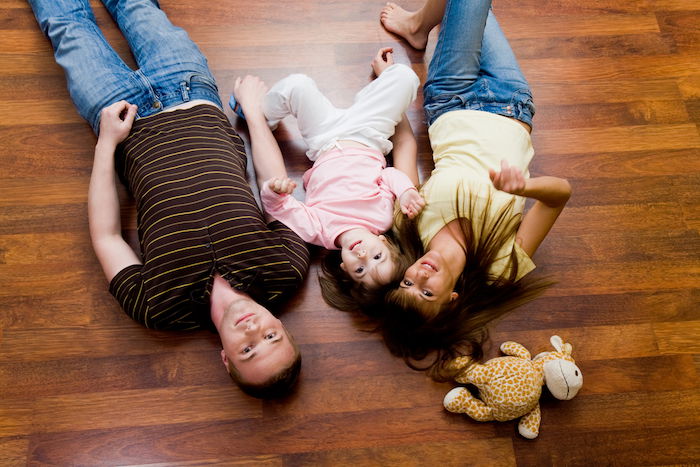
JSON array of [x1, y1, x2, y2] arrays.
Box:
[[28, 0, 222, 134], [423, 0, 535, 128]]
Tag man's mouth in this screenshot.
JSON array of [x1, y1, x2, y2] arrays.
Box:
[[235, 313, 255, 326]]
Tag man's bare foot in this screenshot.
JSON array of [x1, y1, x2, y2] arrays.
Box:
[[380, 2, 430, 50]]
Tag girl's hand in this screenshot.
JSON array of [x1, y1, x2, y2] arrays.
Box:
[[489, 160, 526, 195], [399, 188, 425, 219], [371, 47, 394, 76], [267, 177, 297, 195], [98, 101, 137, 148], [233, 75, 268, 118]]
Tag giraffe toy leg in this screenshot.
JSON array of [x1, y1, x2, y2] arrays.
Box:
[[443, 387, 495, 422], [518, 404, 541, 439]]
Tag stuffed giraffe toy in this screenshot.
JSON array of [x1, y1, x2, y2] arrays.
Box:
[[443, 335, 583, 439]]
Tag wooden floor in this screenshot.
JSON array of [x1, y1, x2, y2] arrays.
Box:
[[1, 0, 699, 465]]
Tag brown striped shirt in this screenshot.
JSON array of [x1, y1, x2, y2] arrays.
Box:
[[109, 105, 309, 330]]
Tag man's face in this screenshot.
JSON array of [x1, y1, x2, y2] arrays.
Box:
[[340, 232, 394, 288], [219, 298, 296, 385]]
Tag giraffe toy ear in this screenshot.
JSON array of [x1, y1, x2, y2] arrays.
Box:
[[562, 343, 573, 355], [550, 335, 564, 352]]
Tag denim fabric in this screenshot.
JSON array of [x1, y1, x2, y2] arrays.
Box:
[[423, 0, 535, 128], [28, 0, 222, 134]]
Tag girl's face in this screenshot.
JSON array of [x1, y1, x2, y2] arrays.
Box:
[[398, 250, 459, 310], [340, 232, 394, 288]]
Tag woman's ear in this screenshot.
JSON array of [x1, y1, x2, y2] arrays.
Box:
[[340, 262, 346, 271], [379, 235, 387, 242], [450, 292, 459, 302]]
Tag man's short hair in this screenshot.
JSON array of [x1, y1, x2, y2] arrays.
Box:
[[228, 343, 302, 399]]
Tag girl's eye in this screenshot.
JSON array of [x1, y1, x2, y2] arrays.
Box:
[[265, 332, 277, 340], [423, 290, 433, 297], [373, 253, 382, 260], [242, 345, 253, 354], [355, 266, 364, 273]]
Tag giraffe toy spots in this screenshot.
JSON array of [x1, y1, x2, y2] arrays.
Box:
[[443, 335, 583, 439]]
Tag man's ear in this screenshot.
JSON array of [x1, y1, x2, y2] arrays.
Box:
[[340, 262, 346, 271], [220, 349, 230, 371]]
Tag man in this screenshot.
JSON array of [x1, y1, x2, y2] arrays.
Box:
[[30, 0, 310, 398]]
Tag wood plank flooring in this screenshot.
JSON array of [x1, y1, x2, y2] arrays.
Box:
[[1, 0, 698, 465]]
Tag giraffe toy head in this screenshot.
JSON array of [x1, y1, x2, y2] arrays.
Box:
[[443, 335, 583, 439], [536, 335, 583, 400]]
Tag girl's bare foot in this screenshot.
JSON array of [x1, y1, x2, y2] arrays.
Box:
[[380, 2, 430, 50]]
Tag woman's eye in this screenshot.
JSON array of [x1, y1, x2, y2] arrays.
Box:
[[242, 345, 253, 354], [355, 266, 364, 273], [265, 332, 276, 340], [423, 290, 433, 297], [373, 253, 382, 260], [403, 280, 413, 286]]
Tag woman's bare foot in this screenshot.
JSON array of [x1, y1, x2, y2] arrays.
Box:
[[380, 2, 430, 50]]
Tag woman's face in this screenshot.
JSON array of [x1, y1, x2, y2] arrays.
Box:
[[398, 250, 459, 309]]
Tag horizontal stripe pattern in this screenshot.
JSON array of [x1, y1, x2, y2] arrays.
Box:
[[109, 105, 309, 330]]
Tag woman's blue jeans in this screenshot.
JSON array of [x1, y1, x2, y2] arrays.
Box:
[[28, 0, 222, 134], [423, 0, 535, 128]]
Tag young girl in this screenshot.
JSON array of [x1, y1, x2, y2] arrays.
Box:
[[375, 0, 572, 379], [232, 48, 425, 301]]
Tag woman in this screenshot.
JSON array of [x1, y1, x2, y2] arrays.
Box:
[[377, 0, 572, 379]]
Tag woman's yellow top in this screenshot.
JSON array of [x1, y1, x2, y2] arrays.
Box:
[[419, 110, 536, 280]]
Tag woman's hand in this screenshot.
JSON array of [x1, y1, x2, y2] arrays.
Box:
[[98, 100, 137, 148], [489, 160, 526, 195], [399, 188, 425, 219], [371, 47, 395, 76], [233, 75, 268, 118]]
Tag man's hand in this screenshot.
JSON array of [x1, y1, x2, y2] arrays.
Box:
[[267, 177, 297, 195], [98, 100, 137, 148], [371, 47, 395, 76], [233, 75, 268, 118], [399, 188, 425, 219], [489, 160, 526, 195]]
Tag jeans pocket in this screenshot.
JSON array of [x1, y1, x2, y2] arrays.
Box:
[[188, 72, 219, 92], [511, 89, 536, 120], [424, 94, 464, 124]]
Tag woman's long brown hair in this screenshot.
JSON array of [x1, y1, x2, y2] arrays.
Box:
[[379, 190, 553, 381]]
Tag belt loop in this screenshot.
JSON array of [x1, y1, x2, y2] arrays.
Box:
[[180, 81, 190, 101]]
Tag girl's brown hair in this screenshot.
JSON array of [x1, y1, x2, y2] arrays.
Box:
[[318, 229, 420, 315]]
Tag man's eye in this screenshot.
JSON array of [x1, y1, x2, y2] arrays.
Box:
[[423, 290, 433, 297], [355, 266, 364, 273], [265, 332, 277, 340], [373, 253, 382, 260]]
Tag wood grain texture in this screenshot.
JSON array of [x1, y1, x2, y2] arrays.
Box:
[[1, 0, 698, 465]]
